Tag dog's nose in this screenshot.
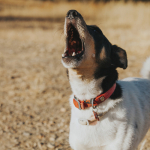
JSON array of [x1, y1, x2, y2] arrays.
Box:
[[67, 10, 78, 19]]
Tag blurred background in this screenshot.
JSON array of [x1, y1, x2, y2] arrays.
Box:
[[0, 0, 150, 150]]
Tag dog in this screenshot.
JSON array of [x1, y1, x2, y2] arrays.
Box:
[[61, 10, 150, 150]]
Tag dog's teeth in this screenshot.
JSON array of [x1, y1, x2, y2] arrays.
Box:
[[72, 52, 75, 56], [62, 54, 65, 57]]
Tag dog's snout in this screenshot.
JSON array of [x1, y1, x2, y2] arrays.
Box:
[[67, 10, 78, 19]]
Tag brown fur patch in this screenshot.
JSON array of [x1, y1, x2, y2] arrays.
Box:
[[68, 64, 97, 81], [68, 35, 98, 81], [100, 46, 106, 60]]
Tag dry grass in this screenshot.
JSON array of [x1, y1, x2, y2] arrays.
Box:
[[0, 1, 150, 150]]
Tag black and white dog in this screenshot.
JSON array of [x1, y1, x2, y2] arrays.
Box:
[[62, 10, 150, 150]]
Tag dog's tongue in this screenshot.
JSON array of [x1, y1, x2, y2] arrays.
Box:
[[68, 40, 76, 56]]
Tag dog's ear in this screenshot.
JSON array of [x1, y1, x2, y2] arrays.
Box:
[[111, 45, 128, 69]]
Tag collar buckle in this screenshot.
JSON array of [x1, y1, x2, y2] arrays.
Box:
[[91, 98, 96, 109]]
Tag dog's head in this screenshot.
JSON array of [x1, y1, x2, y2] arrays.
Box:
[[62, 10, 127, 78]]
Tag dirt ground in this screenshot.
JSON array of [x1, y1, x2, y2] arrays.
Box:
[[0, 1, 150, 150]]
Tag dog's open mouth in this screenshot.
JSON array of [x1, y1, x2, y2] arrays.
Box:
[[62, 24, 84, 58]]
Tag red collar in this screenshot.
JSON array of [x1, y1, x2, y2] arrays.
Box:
[[73, 83, 116, 110]]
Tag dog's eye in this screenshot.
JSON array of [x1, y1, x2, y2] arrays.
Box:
[[94, 30, 96, 32]]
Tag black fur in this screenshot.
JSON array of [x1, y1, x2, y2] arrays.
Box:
[[94, 65, 122, 100], [111, 45, 128, 69], [110, 83, 122, 100]]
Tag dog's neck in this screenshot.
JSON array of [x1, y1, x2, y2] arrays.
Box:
[[68, 68, 105, 100], [68, 66, 119, 101]]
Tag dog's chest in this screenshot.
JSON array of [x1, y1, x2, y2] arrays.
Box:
[[69, 114, 120, 149]]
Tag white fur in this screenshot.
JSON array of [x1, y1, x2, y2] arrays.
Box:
[[141, 57, 150, 79], [70, 76, 105, 100], [69, 61, 150, 150]]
